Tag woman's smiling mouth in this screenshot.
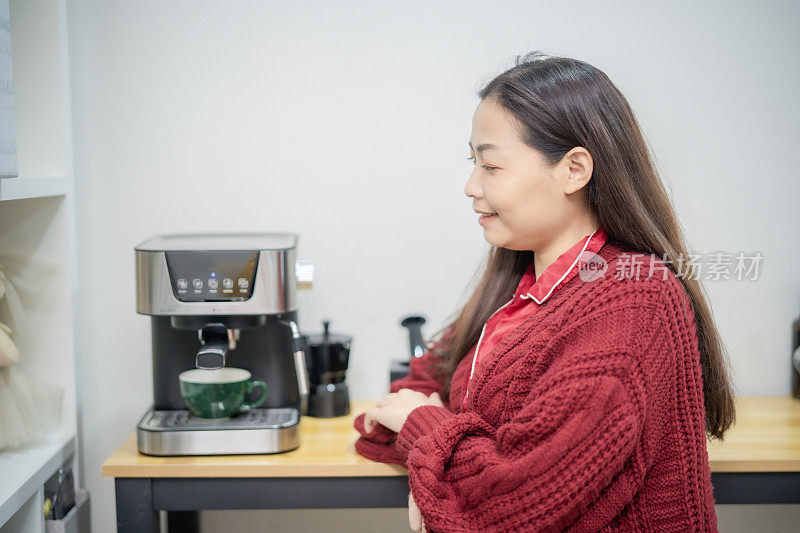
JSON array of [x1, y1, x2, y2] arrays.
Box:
[[476, 210, 498, 225]]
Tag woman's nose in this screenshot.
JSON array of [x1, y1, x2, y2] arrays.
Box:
[[464, 168, 483, 199]]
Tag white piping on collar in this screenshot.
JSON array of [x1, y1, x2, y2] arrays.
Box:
[[520, 226, 600, 305], [467, 297, 514, 383]]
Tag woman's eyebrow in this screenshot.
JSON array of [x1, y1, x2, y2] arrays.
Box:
[[468, 141, 502, 154]]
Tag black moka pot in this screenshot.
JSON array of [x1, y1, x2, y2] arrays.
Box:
[[303, 320, 351, 417]]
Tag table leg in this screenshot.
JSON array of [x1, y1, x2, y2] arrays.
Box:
[[115, 478, 158, 533]]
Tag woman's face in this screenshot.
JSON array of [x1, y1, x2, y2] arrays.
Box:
[[465, 98, 594, 251]]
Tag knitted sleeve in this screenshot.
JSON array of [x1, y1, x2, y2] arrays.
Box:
[[394, 296, 668, 532], [353, 328, 453, 465]]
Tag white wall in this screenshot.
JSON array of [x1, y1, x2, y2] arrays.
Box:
[[64, 1, 800, 531]]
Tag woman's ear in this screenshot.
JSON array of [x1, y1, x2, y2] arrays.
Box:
[[561, 146, 594, 195]]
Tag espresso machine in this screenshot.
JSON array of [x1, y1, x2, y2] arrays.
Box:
[[134, 232, 312, 456]]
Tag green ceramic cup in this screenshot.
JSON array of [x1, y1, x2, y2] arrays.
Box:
[[178, 367, 268, 419]]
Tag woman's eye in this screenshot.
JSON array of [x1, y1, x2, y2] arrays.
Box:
[[466, 155, 498, 171]]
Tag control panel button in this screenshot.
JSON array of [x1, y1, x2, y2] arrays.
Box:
[[238, 278, 249, 289], [223, 278, 233, 289], [193, 279, 203, 290], [208, 278, 218, 289], [177, 279, 188, 290]]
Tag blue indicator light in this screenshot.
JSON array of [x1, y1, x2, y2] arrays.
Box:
[[210, 272, 216, 278]]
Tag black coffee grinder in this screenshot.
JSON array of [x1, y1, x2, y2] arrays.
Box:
[[304, 320, 351, 417], [389, 315, 427, 382]]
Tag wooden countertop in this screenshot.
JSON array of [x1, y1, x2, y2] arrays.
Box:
[[102, 397, 800, 478], [102, 400, 404, 478], [706, 396, 800, 472]]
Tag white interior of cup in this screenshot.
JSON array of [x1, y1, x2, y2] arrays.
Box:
[[179, 367, 251, 384]]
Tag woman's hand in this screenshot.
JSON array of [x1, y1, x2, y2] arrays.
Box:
[[363, 389, 445, 434], [409, 491, 425, 531]]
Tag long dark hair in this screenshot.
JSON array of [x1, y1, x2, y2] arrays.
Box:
[[425, 51, 736, 441]]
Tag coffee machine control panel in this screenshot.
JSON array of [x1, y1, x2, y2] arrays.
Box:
[[165, 251, 259, 302]]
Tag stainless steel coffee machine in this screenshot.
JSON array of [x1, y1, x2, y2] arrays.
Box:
[[134, 233, 312, 456]]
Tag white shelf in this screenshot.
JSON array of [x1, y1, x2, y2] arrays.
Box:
[[0, 177, 67, 201], [0, 0, 79, 529], [0, 433, 75, 527]]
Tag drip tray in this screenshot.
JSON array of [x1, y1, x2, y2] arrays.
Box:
[[137, 407, 300, 456], [140, 408, 298, 430]]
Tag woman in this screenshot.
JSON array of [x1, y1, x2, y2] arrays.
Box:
[[353, 51, 736, 532]]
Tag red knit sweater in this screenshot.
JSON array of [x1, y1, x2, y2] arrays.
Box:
[[353, 240, 719, 532]]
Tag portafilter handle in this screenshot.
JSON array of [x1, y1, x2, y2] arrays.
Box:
[[196, 323, 228, 370], [281, 319, 310, 415], [400, 315, 427, 361]]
